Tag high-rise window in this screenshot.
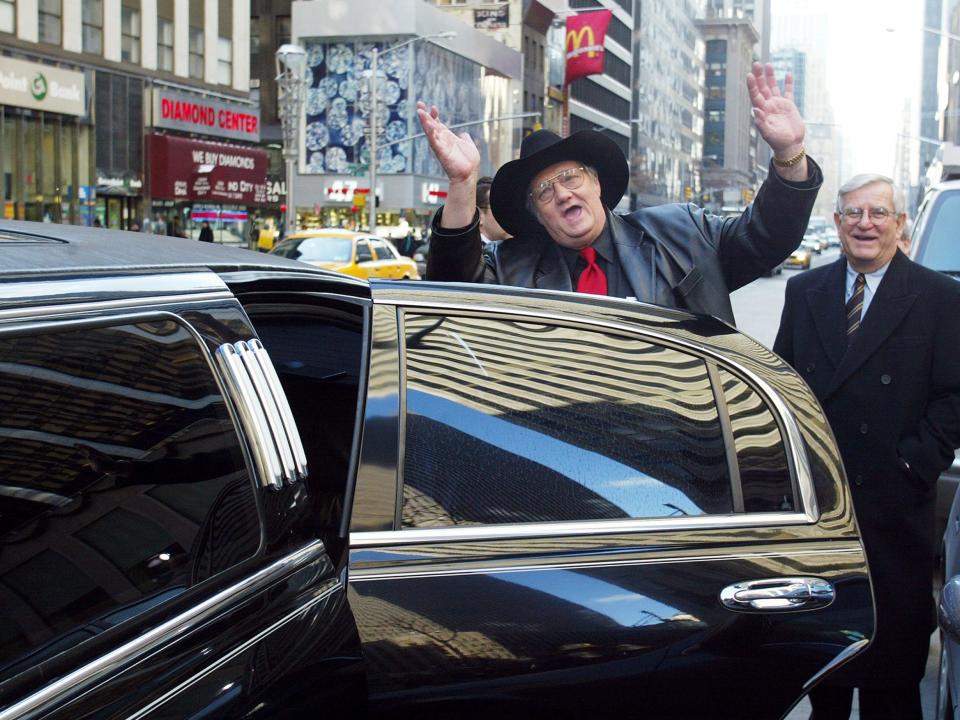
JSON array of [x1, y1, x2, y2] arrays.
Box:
[[82, 0, 102, 54], [121, 4, 141, 63], [217, 37, 232, 85], [189, 27, 204, 79], [38, 0, 61, 46], [0, 0, 14, 33], [157, 18, 174, 71]]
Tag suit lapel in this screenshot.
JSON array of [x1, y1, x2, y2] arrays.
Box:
[[804, 258, 848, 370], [824, 251, 918, 399]]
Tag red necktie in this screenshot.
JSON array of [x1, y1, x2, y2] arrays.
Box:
[[576, 246, 608, 296]]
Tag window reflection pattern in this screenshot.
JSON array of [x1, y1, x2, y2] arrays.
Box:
[[718, 369, 792, 512], [402, 315, 731, 528], [0, 319, 259, 682]]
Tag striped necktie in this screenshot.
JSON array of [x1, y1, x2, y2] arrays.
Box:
[[846, 273, 866, 341]]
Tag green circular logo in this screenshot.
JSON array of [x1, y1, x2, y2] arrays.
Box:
[[31, 73, 47, 101]]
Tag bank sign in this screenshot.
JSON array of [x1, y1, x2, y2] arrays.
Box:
[[0, 57, 86, 116], [153, 88, 260, 142]]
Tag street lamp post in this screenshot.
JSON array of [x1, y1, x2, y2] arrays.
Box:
[[367, 31, 456, 234], [275, 44, 308, 239]]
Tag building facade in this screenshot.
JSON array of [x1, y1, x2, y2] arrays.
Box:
[[0, 0, 260, 243], [567, 0, 634, 169], [289, 0, 522, 231], [631, 0, 704, 208], [770, 5, 840, 220], [696, 14, 759, 211]]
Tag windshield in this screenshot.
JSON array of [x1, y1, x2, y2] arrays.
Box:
[[273, 236, 353, 263], [917, 192, 960, 273]]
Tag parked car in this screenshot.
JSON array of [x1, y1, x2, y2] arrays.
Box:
[[785, 245, 814, 270], [0, 221, 873, 719], [271, 228, 420, 280], [936, 454, 960, 719], [911, 180, 960, 563], [912, 181, 960, 718]]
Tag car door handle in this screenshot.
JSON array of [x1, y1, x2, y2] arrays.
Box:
[[720, 577, 835, 613]]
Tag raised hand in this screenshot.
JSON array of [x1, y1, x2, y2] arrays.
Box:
[[746, 62, 807, 177], [416, 101, 480, 184], [416, 101, 480, 227]]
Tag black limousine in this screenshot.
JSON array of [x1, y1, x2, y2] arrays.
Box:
[[0, 221, 873, 719]]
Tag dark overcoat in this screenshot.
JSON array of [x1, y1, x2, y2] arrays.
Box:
[[774, 250, 960, 684]]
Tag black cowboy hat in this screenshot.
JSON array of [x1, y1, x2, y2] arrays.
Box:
[[489, 129, 629, 238]]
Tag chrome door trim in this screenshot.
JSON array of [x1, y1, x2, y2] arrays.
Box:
[[249, 338, 309, 479], [351, 510, 822, 548], [123, 574, 343, 720], [0, 272, 231, 320], [349, 546, 867, 582], [216, 342, 284, 490], [0, 541, 329, 720], [0, 291, 235, 322], [378, 298, 817, 520]]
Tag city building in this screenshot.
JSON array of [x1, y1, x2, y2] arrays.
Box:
[[770, 47, 804, 116], [567, 0, 635, 168], [919, 0, 943, 197], [289, 0, 522, 232], [428, 0, 561, 137], [630, 0, 703, 208], [696, 11, 760, 211], [0, 0, 260, 242], [770, 4, 840, 220], [942, 0, 960, 145]]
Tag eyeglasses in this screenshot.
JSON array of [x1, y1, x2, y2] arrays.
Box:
[[530, 166, 588, 205], [839, 207, 900, 224]]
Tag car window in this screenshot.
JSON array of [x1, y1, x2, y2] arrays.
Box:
[[356, 240, 373, 263], [369, 239, 397, 261], [915, 190, 960, 272], [0, 318, 260, 681], [717, 368, 794, 511], [278, 236, 352, 263], [400, 314, 734, 528]]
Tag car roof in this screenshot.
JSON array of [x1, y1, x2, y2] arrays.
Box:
[[0, 220, 359, 281], [284, 228, 372, 241], [926, 179, 960, 194]]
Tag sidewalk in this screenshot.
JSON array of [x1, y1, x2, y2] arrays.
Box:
[[784, 630, 940, 719]]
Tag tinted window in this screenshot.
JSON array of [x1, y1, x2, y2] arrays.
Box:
[[245, 301, 365, 527], [401, 314, 732, 528], [0, 319, 259, 680], [356, 241, 373, 263], [916, 191, 960, 272], [370, 239, 397, 260], [718, 368, 793, 512]]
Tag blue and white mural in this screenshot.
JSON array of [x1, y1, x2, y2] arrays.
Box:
[[301, 38, 489, 178]]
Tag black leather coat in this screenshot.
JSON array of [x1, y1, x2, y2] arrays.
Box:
[[428, 159, 822, 324]]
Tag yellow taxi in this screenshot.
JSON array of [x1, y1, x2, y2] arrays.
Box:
[[270, 229, 420, 280]]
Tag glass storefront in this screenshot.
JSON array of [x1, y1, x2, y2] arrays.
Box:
[[0, 106, 93, 223]]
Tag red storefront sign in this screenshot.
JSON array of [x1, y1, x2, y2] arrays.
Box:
[[148, 134, 269, 205]]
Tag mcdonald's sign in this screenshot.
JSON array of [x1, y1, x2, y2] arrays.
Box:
[[564, 10, 613, 86]]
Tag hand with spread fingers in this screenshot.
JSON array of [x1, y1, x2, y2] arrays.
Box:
[[746, 62, 808, 180], [416, 101, 480, 227]]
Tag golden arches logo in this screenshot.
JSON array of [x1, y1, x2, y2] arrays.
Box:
[[566, 26, 601, 59]]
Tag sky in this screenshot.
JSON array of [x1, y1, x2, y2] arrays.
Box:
[[770, 0, 926, 179]]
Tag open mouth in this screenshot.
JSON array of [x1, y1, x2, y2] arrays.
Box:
[[562, 204, 583, 222]]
